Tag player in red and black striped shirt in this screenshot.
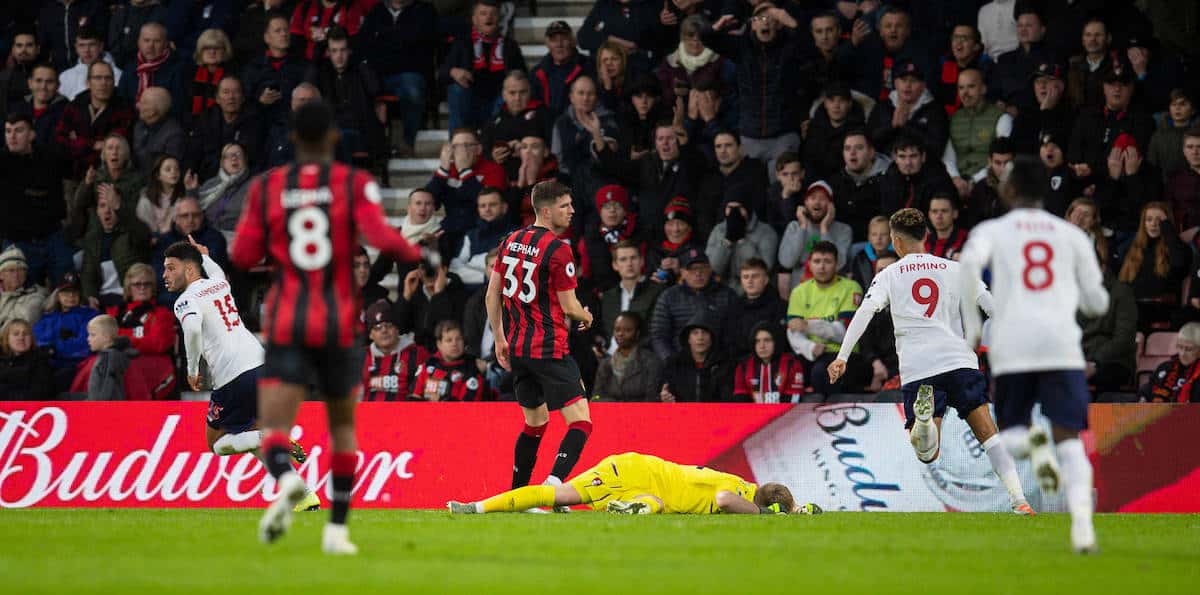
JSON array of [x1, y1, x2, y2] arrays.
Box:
[[361, 300, 428, 401], [411, 320, 495, 401], [229, 102, 435, 554], [485, 181, 596, 497]]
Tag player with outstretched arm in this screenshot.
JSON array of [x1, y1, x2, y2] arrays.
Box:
[[229, 101, 437, 554], [827, 209, 1033, 515], [958, 159, 1109, 553], [485, 181, 595, 509], [163, 236, 319, 513]]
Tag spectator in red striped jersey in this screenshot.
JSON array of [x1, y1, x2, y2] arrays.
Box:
[[361, 300, 428, 402], [412, 319, 494, 401], [733, 322, 806, 404], [924, 194, 967, 260]]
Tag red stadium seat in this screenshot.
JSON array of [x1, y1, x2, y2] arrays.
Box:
[[1144, 332, 1177, 357]]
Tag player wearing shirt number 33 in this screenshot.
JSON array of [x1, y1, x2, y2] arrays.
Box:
[[828, 208, 1034, 516], [485, 180, 597, 507]]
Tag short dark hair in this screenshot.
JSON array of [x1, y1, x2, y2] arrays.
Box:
[[12, 25, 38, 44], [434, 319, 463, 341], [531, 180, 570, 210], [877, 249, 900, 261], [989, 136, 1015, 156], [449, 127, 479, 141], [892, 133, 924, 154], [614, 310, 644, 337], [1002, 157, 1049, 207], [265, 11, 290, 32], [713, 129, 739, 145], [477, 186, 504, 201], [740, 257, 769, 273], [843, 128, 871, 145], [291, 101, 335, 145], [810, 241, 838, 259], [164, 242, 203, 267], [889, 208, 927, 241], [957, 66, 985, 82], [75, 26, 102, 43], [1183, 126, 1200, 141], [654, 119, 676, 134], [928, 193, 958, 210], [326, 25, 350, 44], [4, 112, 33, 128], [775, 151, 802, 171], [29, 62, 57, 77], [953, 23, 981, 43]]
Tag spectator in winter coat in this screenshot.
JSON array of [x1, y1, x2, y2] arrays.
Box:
[[359, 0, 440, 153], [57, 26, 124, 102], [1116, 202, 1191, 327], [1080, 271, 1138, 394], [116, 23, 183, 105], [1067, 68, 1155, 185], [177, 28, 236, 130], [1010, 62, 1073, 156], [865, 58, 949, 160], [240, 14, 309, 127], [764, 153, 806, 235], [193, 143, 252, 242], [1148, 91, 1198, 184], [732, 322, 805, 403], [33, 273, 98, 374], [706, 199, 779, 290], [655, 15, 735, 111], [448, 187, 516, 289], [697, 132, 769, 235], [702, 5, 804, 175], [106, 263, 177, 359], [0, 319, 55, 400], [55, 62, 136, 181], [934, 24, 991, 116], [877, 133, 956, 216], [287, 0, 372, 62], [842, 6, 931, 103], [394, 266, 469, 347], [1164, 126, 1200, 233], [644, 198, 702, 284], [304, 27, 387, 160], [189, 77, 263, 179], [482, 72, 554, 181], [107, 0, 169, 70], [531, 20, 594, 120], [965, 138, 1018, 227], [717, 258, 786, 360], [1138, 322, 1200, 403], [924, 194, 969, 260], [440, 0, 526, 132], [11, 64, 69, 151], [38, 0, 110, 73], [131, 87, 185, 169], [658, 311, 735, 403], [593, 121, 700, 242], [69, 134, 145, 243], [578, 0, 661, 74], [598, 241, 662, 354], [649, 248, 737, 360], [0, 113, 73, 287], [592, 311, 661, 401], [0, 247, 48, 331], [802, 81, 866, 182], [78, 315, 137, 400], [829, 131, 890, 240], [990, 7, 1052, 111], [553, 76, 620, 228], [165, 0, 234, 61], [78, 191, 150, 310], [427, 128, 509, 243], [579, 185, 641, 292], [778, 182, 853, 291]]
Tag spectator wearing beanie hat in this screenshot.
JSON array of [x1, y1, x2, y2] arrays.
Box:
[[645, 198, 701, 284], [778, 181, 852, 290], [0, 247, 48, 328], [706, 196, 779, 290], [580, 185, 642, 293], [361, 299, 429, 402]]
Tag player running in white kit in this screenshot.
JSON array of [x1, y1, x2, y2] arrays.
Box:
[[959, 160, 1109, 553], [828, 208, 1033, 515], [163, 236, 319, 511]]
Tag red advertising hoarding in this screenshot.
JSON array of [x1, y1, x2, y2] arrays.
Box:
[[0, 402, 1195, 512]]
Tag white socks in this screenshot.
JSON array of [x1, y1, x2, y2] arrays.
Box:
[[543, 476, 563, 486], [212, 430, 263, 455], [982, 434, 1026, 505], [1000, 425, 1031, 459], [909, 419, 939, 462], [1056, 438, 1094, 524]]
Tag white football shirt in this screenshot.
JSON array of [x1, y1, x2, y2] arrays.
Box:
[[852, 253, 991, 384], [174, 255, 265, 389], [959, 208, 1109, 375]]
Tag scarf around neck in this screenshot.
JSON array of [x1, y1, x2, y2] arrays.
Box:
[[674, 44, 717, 75], [600, 214, 638, 246], [191, 65, 224, 115], [198, 167, 248, 212], [472, 28, 505, 72], [136, 49, 171, 101]]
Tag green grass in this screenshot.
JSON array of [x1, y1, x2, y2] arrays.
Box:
[[2, 510, 1198, 594]]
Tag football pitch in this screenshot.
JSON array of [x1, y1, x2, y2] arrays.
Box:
[[3, 510, 1197, 594]]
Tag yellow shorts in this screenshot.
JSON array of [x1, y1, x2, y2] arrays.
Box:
[[567, 453, 649, 511]]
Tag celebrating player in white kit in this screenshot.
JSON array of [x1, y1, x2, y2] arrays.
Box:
[[163, 236, 319, 511], [958, 159, 1109, 554], [828, 208, 1033, 515]]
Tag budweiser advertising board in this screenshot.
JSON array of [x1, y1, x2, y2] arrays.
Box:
[[1, 403, 1196, 512]]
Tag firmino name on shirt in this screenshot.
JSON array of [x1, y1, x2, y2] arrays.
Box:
[[897, 261, 948, 275], [507, 242, 541, 257], [281, 187, 333, 208]]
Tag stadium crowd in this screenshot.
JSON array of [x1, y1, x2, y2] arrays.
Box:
[[1, 0, 1199, 403]]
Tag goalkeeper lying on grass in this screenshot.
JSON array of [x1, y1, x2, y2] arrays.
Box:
[[449, 452, 822, 515]]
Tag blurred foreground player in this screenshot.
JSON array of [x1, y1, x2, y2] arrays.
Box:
[[163, 236, 319, 513], [449, 451, 822, 515], [485, 181, 595, 508], [959, 159, 1109, 553], [230, 101, 436, 555], [828, 209, 1033, 515]]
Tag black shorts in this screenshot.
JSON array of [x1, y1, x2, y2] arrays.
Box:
[[511, 355, 586, 411], [263, 344, 364, 398], [208, 366, 261, 433]]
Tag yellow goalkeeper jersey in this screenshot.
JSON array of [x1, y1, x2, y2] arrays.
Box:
[[568, 452, 757, 514]]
